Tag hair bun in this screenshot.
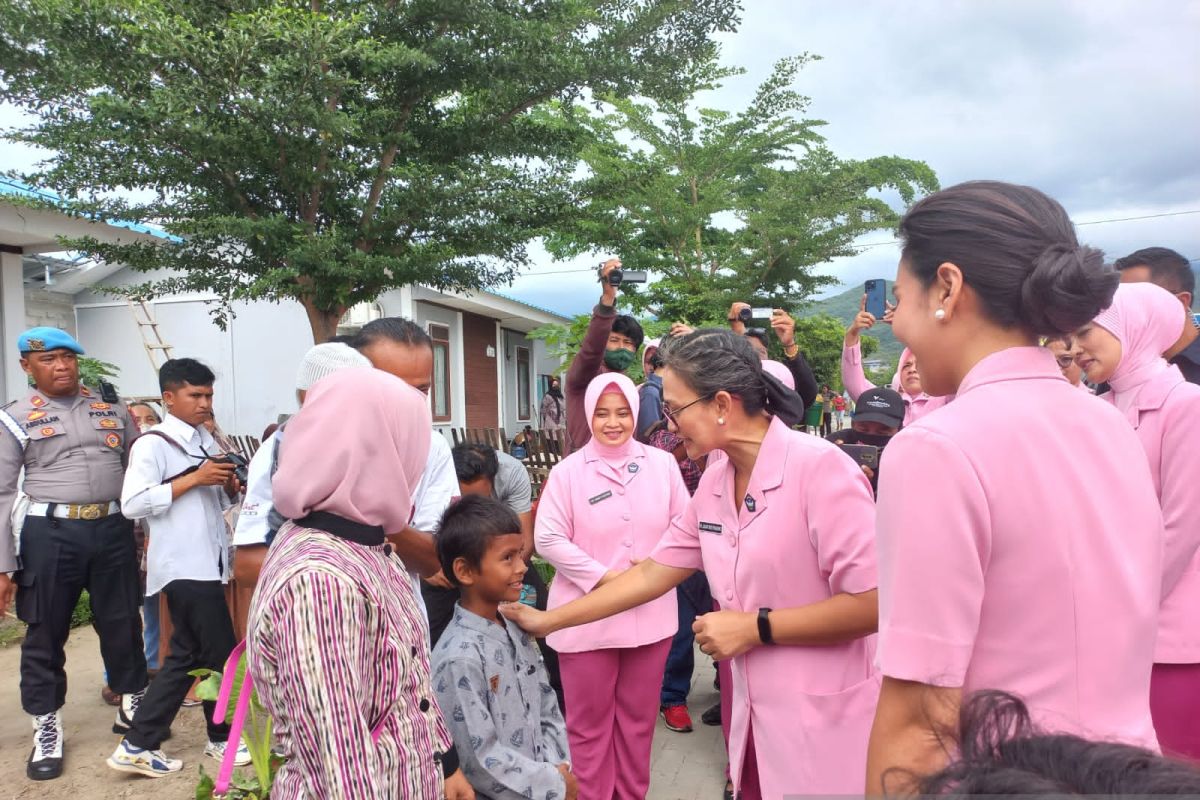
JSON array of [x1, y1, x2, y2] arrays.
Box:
[[1019, 244, 1117, 335]]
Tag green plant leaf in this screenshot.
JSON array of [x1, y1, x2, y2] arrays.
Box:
[[193, 671, 223, 703], [195, 764, 214, 800]]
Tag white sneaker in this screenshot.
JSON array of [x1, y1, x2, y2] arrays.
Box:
[[112, 688, 144, 734], [107, 739, 182, 777], [205, 738, 252, 767], [27, 711, 64, 780]]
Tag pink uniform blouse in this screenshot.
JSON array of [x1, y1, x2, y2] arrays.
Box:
[[535, 441, 685, 653], [876, 347, 1163, 750], [1100, 365, 1200, 664], [841, 342, 950, 425], [653, 417, 880, 795]]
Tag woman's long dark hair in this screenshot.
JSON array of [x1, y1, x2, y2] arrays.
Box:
[[659, 329, 805, 428]]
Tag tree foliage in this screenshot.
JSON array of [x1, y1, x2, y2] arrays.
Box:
[[0, 0, 741, 341], [791, 314, 876, 391], [544, 55, 939, 322]]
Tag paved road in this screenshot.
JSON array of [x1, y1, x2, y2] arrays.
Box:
[[0, 625, 726, 799]]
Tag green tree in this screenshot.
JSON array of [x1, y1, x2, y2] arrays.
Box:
[[792, 314, 876, 391], [0, 0, 741, 341], [544, 56, 938, 322]]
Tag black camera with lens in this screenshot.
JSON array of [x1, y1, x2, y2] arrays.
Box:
[[209, 452, 250, 484], [738, 306, 774, 323], [598, 263, 648, 286]]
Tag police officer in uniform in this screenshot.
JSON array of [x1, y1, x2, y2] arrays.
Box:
[[0, 327, 148, 780]]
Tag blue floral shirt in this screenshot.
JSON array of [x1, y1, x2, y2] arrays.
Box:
[[432, 605, 571, 800]]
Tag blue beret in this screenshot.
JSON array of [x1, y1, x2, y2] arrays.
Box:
[[18, 327, 85, 356]]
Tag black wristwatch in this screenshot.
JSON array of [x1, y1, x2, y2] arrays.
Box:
[[757, 607, 774, 645]]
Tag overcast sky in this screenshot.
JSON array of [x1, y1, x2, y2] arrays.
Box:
[[507, 0, 1200, 316], [3, 0, 1197, 319]]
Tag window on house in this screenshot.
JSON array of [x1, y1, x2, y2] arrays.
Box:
[[429, 323, 451, 422], [516, 346, 531, 420], [336, 301, 383, 336]]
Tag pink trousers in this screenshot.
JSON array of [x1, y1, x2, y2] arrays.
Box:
[[718, 657, 761, 799], [1151, 662, 1200, 762], [558, 638, 671, 800]]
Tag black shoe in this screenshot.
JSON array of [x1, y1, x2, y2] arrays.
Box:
[[701, 702, 721, 726], [28, 711, 64, 780]]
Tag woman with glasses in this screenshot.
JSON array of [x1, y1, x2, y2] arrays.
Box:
[[532, 372, 689, 800], [1045, 335, 1092, 391], [507, 331, 880, 798]]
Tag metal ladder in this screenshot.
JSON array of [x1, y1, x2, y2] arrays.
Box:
[[126, 298, 174, 371]]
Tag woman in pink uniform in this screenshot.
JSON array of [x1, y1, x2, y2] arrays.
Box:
[[1074, 281, 1200, 760], [866, 181, 1166, 793], [508, 330, 880, 798], [534, 373, 686, 800], [842, 296, 950, 425]]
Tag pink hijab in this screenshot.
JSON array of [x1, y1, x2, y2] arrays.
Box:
[[584, 372, 640, 469], [890, 348, 915, 395], [1094, 282, 1187, 417], [761, 359, 795, 391], [274, 368, 432, 533]]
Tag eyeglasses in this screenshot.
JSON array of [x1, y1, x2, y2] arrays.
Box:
[[662, 393, 714, 426], [1055, 354, 1075, 369]]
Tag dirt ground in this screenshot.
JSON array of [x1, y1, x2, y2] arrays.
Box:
[[0, 624, 210, 800], [0, 621, 726, 799]]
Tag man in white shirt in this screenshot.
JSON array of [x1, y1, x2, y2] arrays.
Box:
[[108, 358, 249, 778], [233, 325, 459, 622], [230, 342, 371, 627]]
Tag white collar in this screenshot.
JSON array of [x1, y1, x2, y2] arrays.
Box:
[[158, 413, 214, 449]]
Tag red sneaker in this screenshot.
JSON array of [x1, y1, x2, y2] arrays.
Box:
[[660, 704, 693, 733]]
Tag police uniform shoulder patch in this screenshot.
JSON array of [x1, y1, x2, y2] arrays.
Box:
[[27, 410, 46, 422], [30, 395, 46, 408], [90, 402, 111, 410], [79, 387, 92, 397], [100, 418, 119, 429], [41, 426, 57, 437], [104, 432, 121, 449]]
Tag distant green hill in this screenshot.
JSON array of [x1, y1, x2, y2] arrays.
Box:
[[796, 266, 1200, 370], [797, 281, 905, 367]]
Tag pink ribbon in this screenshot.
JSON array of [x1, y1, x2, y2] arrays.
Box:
[[212, 640, 252, 797]]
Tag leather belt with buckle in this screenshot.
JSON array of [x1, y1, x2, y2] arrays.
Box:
[[27, 501, 121, 520]]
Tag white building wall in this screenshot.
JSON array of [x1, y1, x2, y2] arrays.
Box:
[[75, 291, 315, 438], [68, 266, 565, 440]]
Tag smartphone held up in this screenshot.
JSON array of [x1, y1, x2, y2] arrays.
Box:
[[864, 279, 887, 319]]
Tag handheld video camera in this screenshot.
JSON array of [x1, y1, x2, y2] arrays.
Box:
[[209, 452, 250, 485], [738, 307, 774, 322], [599, 263, 648, 287]]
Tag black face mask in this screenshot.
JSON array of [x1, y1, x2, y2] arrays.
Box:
[[853, 432, 894, 449]]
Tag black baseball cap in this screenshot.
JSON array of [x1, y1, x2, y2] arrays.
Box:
[[853, 387, 905, 428]]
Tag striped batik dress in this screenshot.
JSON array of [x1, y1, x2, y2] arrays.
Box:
[[247, 522, 454, 799]]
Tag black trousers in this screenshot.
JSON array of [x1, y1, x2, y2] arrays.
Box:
[[821, 412, 832, 437], [422, 565, 565, 712], [126, 580, 235, 750], [16, 513, 147, 715]]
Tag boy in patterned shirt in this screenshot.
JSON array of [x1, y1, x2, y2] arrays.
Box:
[[432, 496, 576, 800]]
